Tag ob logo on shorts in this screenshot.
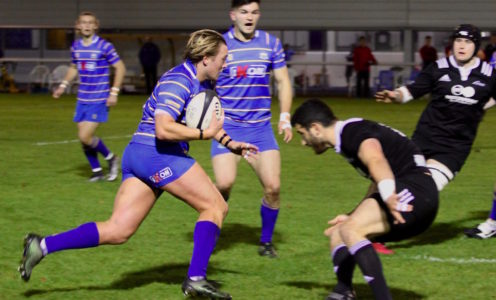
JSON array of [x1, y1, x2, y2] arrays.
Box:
[[149, 167, 173, 183]]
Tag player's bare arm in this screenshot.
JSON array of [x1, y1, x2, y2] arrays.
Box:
[[357, 138, 411, 223], [52, 64, 78, 99], [106, 60, 126, 106], [273, 66, 293, 142], [155, 109, 223, 142]]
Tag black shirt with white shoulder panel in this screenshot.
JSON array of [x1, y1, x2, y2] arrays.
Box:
[[335, 118, 427, 180], [407, 56, 496, 163]]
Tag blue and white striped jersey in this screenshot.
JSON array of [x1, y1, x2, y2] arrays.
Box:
[[71, 35, 120, 104], [131, 60, 206, 147], [216, 28, 286, 127]]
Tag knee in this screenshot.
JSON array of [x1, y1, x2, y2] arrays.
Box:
[[212, 197, 229, 218], [264, 178, 280, 196], [79, 134, 93, 146], [215, 177, 234, 201], [100, 222, 136, 245], [215, 180, 234, 196], [263, 182, 280, 204], [338, 219, 360, 239]]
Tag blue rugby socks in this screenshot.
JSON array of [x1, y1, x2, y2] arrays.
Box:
[[93, 137, 112, 160], [187, 221, 220, 279], [260, 198, 279, 244], [42, 222, 100, 255], [83, 144, 102, 172], [489, 192, 496, 221]]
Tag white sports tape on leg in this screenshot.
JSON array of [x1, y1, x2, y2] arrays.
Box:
[[427, 163, 454, 192]]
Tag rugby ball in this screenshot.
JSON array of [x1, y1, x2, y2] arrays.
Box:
[[185, 90, 222, 129]]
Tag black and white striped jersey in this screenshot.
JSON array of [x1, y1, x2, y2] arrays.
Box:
[[406, 56, 496, 162], [335, 118, 427, 179]]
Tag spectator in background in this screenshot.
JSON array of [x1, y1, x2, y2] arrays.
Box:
[[484, 32, 496, 62], [345, 44, 355, 96], [353, 36, 377, 98], [139, 36, 161, 95], [0, 47, 19, 93], [419, 36, 438, 70]]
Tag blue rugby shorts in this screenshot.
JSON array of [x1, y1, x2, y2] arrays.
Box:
[[73, 102, 109, 123], [122, 142, 195, 189], [211, 123, 279, 157]]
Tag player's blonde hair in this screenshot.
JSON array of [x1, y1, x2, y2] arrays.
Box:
[[183, 29, 226, 63]]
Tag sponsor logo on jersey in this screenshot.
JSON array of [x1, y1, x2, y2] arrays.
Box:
[[259, 52, 269, 60], [472, 80, 486, 87], [227, 54, 234, 61], [229, 65, 267, 78], [445, 84, 478, 105], [149, 167, 173, 183], [438, 74, 451, 82], [78, 61, 96, 71], [451, 85, 475, 97]]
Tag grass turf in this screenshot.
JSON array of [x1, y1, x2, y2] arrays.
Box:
[[1, 93, 496, 299]]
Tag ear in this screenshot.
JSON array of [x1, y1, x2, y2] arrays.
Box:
[[229, 10, 236, 22], [202, 55, 210, 66], [309, 122, 323, 136]]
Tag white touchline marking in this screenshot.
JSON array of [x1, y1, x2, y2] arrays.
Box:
[[34, 134, 133, 146], [408, 255, 496, 264]]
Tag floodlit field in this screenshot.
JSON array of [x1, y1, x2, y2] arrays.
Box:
[[1, 93, 496, 299]]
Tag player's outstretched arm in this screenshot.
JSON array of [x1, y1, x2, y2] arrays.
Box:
[[375, 89, 398, 103], [52, 64, 78, 99], [484, 97, 496, 110]]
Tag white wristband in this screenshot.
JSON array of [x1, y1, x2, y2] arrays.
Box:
[[111, 87, 120, 92], [280, 112, 291, 129], [59, 80, 69, 89], [378, 179, 395, 201], [110, 92, 119, 96], [279, 112, 290, 122]]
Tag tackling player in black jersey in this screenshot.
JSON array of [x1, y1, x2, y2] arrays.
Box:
[[376, 24, 496, 239], [291, 99, 439, 300]]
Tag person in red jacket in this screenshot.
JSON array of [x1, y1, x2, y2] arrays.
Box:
[[419, 36, 438, 70], [353, 36, 377, 98]]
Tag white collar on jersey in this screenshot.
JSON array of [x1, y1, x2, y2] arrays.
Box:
[[80, 35, 99, 47], [449, 55, 480, 81], [334, 118, 363, 154], [227, 27, 259, 40], [183, 60, 197, 79]]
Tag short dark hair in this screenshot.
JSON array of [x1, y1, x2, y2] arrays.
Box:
[[231, 0, 260, 9], [291, 98, 337, 129]]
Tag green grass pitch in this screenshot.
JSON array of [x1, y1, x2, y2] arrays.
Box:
[[1, 93, 496, 299]]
